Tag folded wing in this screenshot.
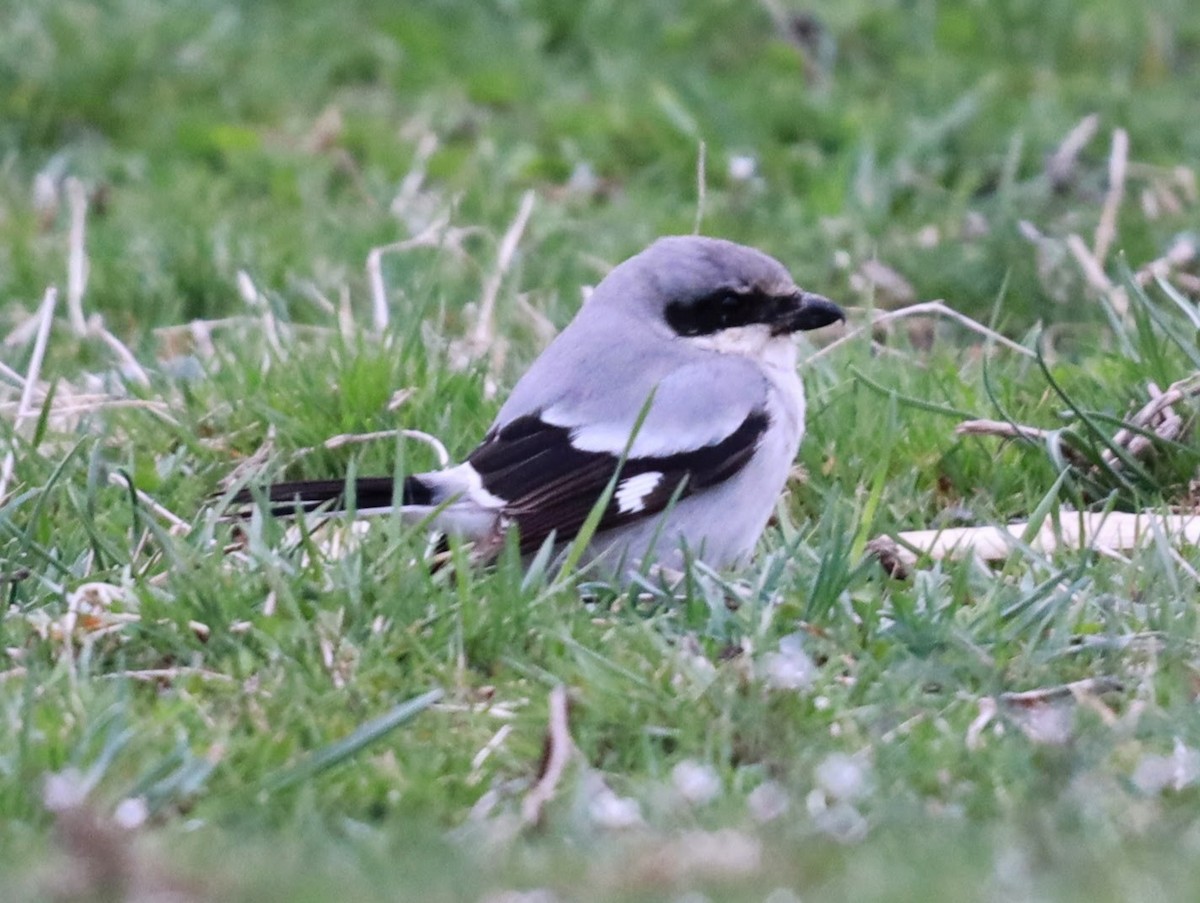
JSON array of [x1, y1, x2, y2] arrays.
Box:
[[471, 356, 772, 553]]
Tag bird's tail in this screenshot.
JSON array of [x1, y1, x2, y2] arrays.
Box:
[[227, 475, 433, 518]]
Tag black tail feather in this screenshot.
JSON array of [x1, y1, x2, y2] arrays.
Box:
[[228, 475, 431, 517]]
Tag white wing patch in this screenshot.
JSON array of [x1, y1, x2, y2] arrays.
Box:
[[458, 462, 508, 509], [615, 472, 663, 514]]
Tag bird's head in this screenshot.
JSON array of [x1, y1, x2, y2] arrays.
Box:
[[605, 236, 844, 360]]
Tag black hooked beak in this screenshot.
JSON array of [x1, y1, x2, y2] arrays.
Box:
[[769, 290, 845, 336]]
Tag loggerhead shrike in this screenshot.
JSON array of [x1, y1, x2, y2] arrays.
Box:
[[231, 236, 843, 579]]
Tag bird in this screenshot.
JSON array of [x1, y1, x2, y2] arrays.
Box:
[[229, 236, 844, 580]]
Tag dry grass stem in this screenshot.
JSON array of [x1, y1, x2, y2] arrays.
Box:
[[954, 418, 1092, 467], [338, 284, 354, 338], [1066, 233, 1112, 292], [65, 177, 89, 336], [513, 294, 559, 346], [1173, 273, 1200, 295], [470, 190, 536, 356], [1134, 235, 1198, 286], [108, 472, 192, 534], [955, 422, 1099, 465], [968, 677, 1123, 750], [469, 724, 514, 784], [693, 139, 707, 234], [521, 684, 573, 827], [871, 510, 1200, 571], [237, 270, 286, 359], [965, 697, 997, 751], [284, 427, 451, 469], [851, 259, 916, 307], [296, 280, 337, 317], [3, 396, 174, 420], [92, 322, 151, 387], [971, 371, 1200, 476], [0, 287, 57, 501], [216, 430, 276, 494], [98, 668, 234, 683], [1001, 676, 1125, 705], [431, 701, 521, 719], [955, 419, 1058, 443], [390, 131, 439, 220], [758, 0, 790, 34], [806, 300, 1036, 364], [1066, 233, 1129, 317], [0, 666, 29, 684], [61, 179, 153, 385], [154, 317, 335, 360], [0, 359, 29, 389], [1093, 128, 1129, 264], [1169, 547, 1200, 582], [152, 315, 274, 336], [1100, 378, 1189, 468], [1045, 113, 1100, 188], [365, 216, 452, 332], [3, 306, 52, 349]]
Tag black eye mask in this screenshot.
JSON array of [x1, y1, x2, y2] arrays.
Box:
[[665, 288, 775, 337], [666, 288, 843, 337]]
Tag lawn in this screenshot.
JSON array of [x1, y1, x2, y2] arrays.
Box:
[[3, 1, 1200, 900]]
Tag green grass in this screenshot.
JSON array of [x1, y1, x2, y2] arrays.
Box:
[[3, 0, 1200, 900]]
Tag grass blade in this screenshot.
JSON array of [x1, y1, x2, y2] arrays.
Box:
[[265, 688, 443, 792], [851, 366, 977, 419]]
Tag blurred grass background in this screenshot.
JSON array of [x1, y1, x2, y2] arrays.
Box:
[[3, 0, 1197, 333], [3, 1, 1200, 900]]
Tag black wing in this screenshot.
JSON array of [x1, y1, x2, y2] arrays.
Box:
[[468, 411, 769, 554]]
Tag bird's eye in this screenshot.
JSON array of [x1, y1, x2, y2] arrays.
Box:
[[718, 292, 742, 324], [720, 290, 748, 321], [665, 289, 755, 336]]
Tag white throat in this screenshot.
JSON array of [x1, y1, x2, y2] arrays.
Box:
[[688, 324, 798, 374]]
